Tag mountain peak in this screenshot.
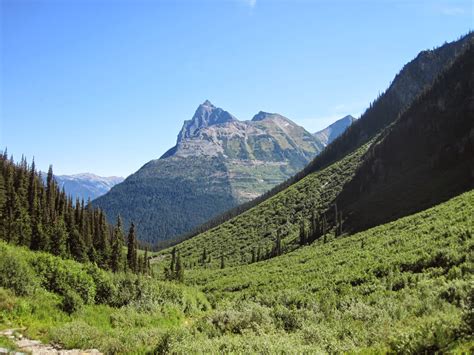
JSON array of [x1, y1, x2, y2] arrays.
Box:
[[177, 101, 238, 141], [313, 114, 356, 147], [202, 99, 214, 107], [251, 111, 273, 121]]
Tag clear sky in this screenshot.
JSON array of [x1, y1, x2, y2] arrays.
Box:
[[1, 0, 472, 177]]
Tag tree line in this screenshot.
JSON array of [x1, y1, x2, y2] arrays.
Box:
[[0, 152, 149, 275]]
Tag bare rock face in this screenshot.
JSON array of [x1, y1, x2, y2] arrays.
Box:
[[313, 115, 356, 147]]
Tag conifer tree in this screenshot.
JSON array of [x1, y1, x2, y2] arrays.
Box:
[[143, 248, 149, 274], [299, 220, 307, 246], [175, 252, 184, 282], [201, 247, 207, 266], [127, 222, 138, 272], [50, 219, 67, 257], [46, 165, 55, 222], [111, 215, 124, 273], [69, 228, 87, 262], [338, 211, 343, 236], [0, 173, 5, 239], [170, 247, 177, 271]]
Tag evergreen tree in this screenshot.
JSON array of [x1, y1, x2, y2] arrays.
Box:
[[220, 254, 225, 269], [45, 165, 56, 222], [275, 230, 282, 256], [127, 222, 138, 272], [201, 247, 207, 266], [338, 211, 343, 236], [143, 248, 149, 274], [299, 220, 307, 246], [0, 173, 5, 239], [69, 228, 87, 262], [175, 252, 184, 282], [111, 215, 124, 273], [170, 247, 177, 271], [50, 219, 67, 257]]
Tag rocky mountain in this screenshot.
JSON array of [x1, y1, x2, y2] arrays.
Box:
[[313, 115, 356, 147], [52, 173, 124, 201], [93, 102, 343, 243]]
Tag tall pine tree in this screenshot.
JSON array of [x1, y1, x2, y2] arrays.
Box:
[[127, 222, 138, 272]]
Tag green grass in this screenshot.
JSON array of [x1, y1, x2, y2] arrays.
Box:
[[157, 140, 373, 270]]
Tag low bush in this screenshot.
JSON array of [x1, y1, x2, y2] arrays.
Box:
[[61, 288, 84, 314], [0, 249, 36, 296]]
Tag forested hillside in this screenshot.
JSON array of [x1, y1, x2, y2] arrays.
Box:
[[157, 34, 473, 267], [337, 43, 474, 232]]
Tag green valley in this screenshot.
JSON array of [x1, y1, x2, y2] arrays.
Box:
[[1, 190, 472, 352]]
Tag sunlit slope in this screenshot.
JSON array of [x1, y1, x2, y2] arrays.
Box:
[[158, 140, 372, 268], [176, 190, 474, 352]]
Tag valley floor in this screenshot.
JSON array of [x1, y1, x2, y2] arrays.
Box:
[[1, 190, 473, 353]]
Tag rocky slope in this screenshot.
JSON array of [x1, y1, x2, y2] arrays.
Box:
[[93, 102, 335, 243], [313, 115, 356, 147]]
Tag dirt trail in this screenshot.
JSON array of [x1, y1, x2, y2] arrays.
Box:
[[0, 329, 101, 355]]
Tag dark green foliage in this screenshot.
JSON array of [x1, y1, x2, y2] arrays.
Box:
[[93, 156, 239, 244], [0, 248, 36, 296], [127, 223, 138, 272], [111, 216, 124, 273], [61, 288, 84, 314], [299, 220, 306, 246], [337, 42, 474, 234], [165, 248, 184, 282], [175, 253, 184, 282], [50, 219, 67, 257], [0, 154, 135, 274], [31, 253, 96, 304]]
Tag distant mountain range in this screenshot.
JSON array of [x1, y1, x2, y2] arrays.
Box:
[[93, 102, 354, 243], [50, 173, 124, 201]]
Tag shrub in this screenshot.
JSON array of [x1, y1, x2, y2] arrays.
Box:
[[207, 301, 274, 335], [51, 321, 100, 349], [61, 288, 84, 314], [31, 254, 96, 304], [0, 249, 36, 296], [84, 264, 116, 305]]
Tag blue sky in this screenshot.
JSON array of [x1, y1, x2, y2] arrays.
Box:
[[1, 0, 472, 177]]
